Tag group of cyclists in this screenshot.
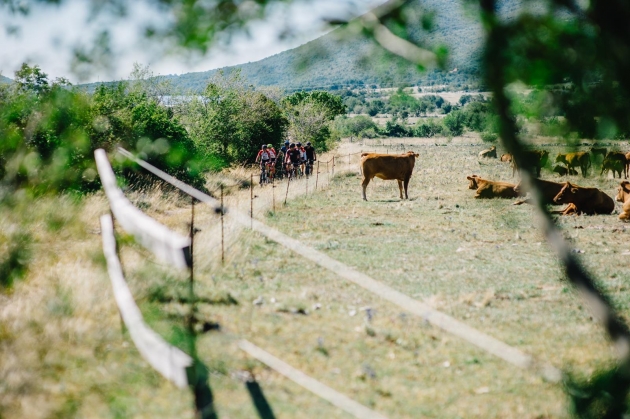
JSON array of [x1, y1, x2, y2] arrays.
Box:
[[255, 140, 317, 184]]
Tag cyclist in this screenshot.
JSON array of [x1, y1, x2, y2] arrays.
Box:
[[255, 144, 271, 184], [267, 144, 277, 181], [304, 141, 317, 176], [285, 143, 301, 179], [297, 142, 307, 175], [280, 141, 290, 178]]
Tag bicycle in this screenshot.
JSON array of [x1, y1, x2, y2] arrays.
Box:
[[305, 160, 314, 177], [259, 164, 268, 186]]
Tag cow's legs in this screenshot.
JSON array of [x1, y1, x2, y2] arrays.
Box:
[[361, 176, 370, 201], [397, 180, 404, 199], [403, 177, 410, 199]]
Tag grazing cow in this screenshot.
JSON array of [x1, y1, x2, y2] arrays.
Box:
[[360, 151, 419, 200], [601, 152, 627, 178], [590, 147, 607, 163], [500, 153, 512, 163], [552, 181, 615, 215], [552, 165, 578, 176], [466, 175, 522, 199], [616, 181, 630, 221], [479, 146, 497, 158], [513, 178, 566, 206], [511, 150, 549, 177], [555, 152, 591, 177]]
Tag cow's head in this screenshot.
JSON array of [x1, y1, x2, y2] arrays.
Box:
[[617, 181, 630, 203], [406, 151, 419, 158], [553, 182, 577, 204], [467, 175, 481, 190], [555, 153, 567, 164]]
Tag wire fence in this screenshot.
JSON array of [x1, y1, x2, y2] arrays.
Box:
[[114, 147, 562, 380], [96, 148, 389, 419]]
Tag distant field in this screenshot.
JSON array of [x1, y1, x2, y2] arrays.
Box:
[[3, 136, 630, 418]]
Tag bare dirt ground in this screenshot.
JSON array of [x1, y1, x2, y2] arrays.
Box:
[[3, 136, 630, 418]]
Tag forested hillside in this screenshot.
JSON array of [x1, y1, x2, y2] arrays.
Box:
[[0, 75, 12, 84], [158, 0, 531, 93]]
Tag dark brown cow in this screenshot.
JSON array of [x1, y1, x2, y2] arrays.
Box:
[[616, 181, 630, 221], [555, 152, 591, 177], [511, 150, 549, 177], [500, 153, 512, 163], [552, 181, 615, 215], [479, 146, 497, 158], [590, 147, 607, 159], [601, 152, 628, 178], [466, 175, 522, 199], [513, 178, 566, 206], [360, 151, 419, 200]]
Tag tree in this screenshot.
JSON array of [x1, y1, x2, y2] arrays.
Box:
[[181, 70, 287, 164]]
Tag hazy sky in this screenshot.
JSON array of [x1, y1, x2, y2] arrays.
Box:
[[0, 0, 382, 83]]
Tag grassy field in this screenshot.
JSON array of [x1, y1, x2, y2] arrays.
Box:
[[3, 136, 630, 418]]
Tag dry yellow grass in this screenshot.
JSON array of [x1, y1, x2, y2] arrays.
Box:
[[2, 135, 630, 418]]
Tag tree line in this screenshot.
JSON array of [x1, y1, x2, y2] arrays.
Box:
[[0, 64, 346, 194]]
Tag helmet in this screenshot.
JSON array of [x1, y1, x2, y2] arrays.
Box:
[[262, 144, 267, 149], [290, 143, 296, 147], [267, 144, 273, 148], [306, 142, 311, 146], [297, 142, 302, 146], [284, 140, 290, 145]]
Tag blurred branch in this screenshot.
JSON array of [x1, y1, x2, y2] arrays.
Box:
[[360, 11, 438, 68], [478, 0, 630, 372]]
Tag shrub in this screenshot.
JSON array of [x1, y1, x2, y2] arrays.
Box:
[[480, 131, 498, 142]]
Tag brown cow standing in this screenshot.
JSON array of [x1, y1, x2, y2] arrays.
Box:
[[601, 152, 628, 179], [479, 146, 497, 158], [466, 175, 522, 199], [513, 178, 566, 205], [552, 181, 615, 215], [511, 150, 549, 177], [616, 181, 630, 221], [555, 152, 591, 177], [360, 151, 419, 201]]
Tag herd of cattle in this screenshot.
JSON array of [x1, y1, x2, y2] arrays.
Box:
[[359, 147, 630, 220], [472, 145, 630, 219]]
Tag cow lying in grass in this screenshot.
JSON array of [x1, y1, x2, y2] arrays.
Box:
[[500, 153, 512, 162], [552, 181, 615, 215], [552, 165, 578, 176], [479, 146, 497, 158], [616, 181, 630, 221], [466, 175, 522, 199], [360, 151, 419, 201], [512, 178, 565, 206]]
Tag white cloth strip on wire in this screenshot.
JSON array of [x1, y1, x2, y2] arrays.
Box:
[[116, 147, 561, 380], [100, 214, 192, 388], [239, 340, 389, 419], [95, 149, 191, 270]]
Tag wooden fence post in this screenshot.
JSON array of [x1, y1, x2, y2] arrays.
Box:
[[315, 161, 320, 191], [220, 185, 224, 265], [332, 156, 335, 177], [188, 196, 196, 354], [284, 176, 290, 205], [250, 173, 254, 229]]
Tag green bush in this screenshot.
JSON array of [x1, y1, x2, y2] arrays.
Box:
[[480, 131, 498, 142]]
